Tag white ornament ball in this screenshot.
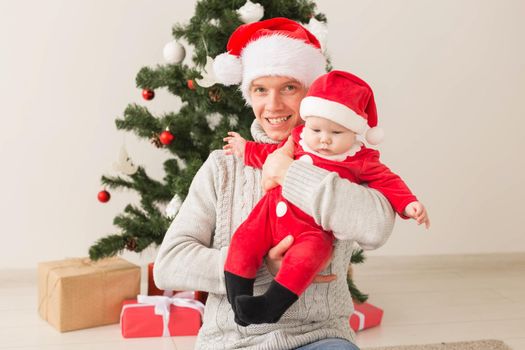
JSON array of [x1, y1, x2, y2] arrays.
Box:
[[163, 41, 186, 64], [237, 0, 264, 24]]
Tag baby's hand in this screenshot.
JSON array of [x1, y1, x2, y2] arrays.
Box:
[[404, 201, 430, 229], [223, 131, 246, 158]]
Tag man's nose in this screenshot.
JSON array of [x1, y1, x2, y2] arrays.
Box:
[[266, 91, 284, 111]]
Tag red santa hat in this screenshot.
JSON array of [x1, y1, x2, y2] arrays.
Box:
[[300, 70, 385, 145], [213, 17, 327, 104]]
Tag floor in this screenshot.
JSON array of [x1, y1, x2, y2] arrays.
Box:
[[1, 253, 524, 350]]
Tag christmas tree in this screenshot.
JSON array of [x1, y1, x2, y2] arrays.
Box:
[[89, 0, 368, 303]]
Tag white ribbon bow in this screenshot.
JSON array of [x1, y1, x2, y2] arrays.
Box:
[[124, 292, 205, 337], [353, 310, 365, 331]]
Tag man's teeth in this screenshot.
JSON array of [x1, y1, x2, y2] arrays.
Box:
[[266, 116, 291, 125]]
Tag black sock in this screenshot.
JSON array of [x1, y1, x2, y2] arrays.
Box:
[[235, 280, 298, 325], [224, 271, 254, 326]]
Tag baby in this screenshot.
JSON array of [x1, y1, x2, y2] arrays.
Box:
[[223, 70, 429, 326]]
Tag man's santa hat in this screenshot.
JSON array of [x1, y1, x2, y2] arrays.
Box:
[[213, 17, 327, 104], [300, 70, 385, 145]]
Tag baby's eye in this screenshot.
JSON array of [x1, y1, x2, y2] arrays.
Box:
[[333, 131, 343, 135], [312, 129, 320, 133]]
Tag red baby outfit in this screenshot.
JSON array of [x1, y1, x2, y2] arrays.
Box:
[[224, 125, 417, 296]]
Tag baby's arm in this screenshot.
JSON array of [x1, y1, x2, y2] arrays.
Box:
[[404, 201, 430, 228], [223, 131, 246, 158], [359, 150, 430, 228], [223, 131, 281, 168]]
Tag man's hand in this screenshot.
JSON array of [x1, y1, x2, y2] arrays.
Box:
[[223, 131, 247, 158], [264, 235, 336, 283], [404, 201, 430, 229], [261, 136, 294, 192]]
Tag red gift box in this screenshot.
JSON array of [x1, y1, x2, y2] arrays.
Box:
[[349, 302, 383, 332], [121, 295, 203, 338], [147, 263, 209, 304], [148, 262, 171, 296]]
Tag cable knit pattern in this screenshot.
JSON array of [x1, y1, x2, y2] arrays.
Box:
[[154, 120, 395, 350]]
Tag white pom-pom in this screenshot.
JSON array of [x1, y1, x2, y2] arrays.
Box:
[[163, 41, 185, 64], [365, 127, 384, 145], [213, 53, 242, 86]]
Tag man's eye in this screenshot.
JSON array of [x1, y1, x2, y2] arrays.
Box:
[[283, 85, 296, 92], [253, 87, 265, 93]]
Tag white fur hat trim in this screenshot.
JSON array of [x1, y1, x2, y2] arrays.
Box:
[[300, 96, 368, 135]]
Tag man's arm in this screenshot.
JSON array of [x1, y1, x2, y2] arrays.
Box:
[[282, 160, 395, 248], [153, 152, 228, 294], [262, 138, 395, 249]]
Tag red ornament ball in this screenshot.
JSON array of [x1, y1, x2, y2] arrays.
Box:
[[97, 190, 111, 203], [159, 130, 175, 145], [187, 79, 196, 90], [142, 89, 155, 100]]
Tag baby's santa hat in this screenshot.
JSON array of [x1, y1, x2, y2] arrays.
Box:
[[300, 70, 385, 145], [213, 17, 327, 104]]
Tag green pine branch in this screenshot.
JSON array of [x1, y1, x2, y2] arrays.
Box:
[[101, 173, 134, 190], [351, 248, 366, 264], [348, 248, 368, 303], [89, 234, 128, 260], [115, 104, 161, 138], [113, 205, 169, 239], [347, 275, 369, 304]]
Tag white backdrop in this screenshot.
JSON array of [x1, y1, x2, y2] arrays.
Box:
[[1, 0, 524, 268]]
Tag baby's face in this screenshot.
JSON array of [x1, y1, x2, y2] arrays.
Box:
[[303, 116, 357, 156]]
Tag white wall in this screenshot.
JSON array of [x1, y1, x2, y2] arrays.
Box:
[[1, 0, 524, 268]]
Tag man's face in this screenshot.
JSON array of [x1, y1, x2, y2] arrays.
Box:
[[249, 76, 308, 142]]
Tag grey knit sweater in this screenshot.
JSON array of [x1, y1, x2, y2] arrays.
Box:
[[154, 121, 395, 350]]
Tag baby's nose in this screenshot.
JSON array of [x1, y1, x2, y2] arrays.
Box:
[[320, 135, 331, 144]]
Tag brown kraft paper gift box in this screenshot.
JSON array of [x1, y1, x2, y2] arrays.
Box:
[[38, 257, 140, 332]]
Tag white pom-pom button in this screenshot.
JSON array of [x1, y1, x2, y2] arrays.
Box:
[[299, 155, 313, 164], [276, 201, 288, 217]]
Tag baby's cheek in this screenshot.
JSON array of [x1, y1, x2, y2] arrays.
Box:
[[303, 132, 317, 148]]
